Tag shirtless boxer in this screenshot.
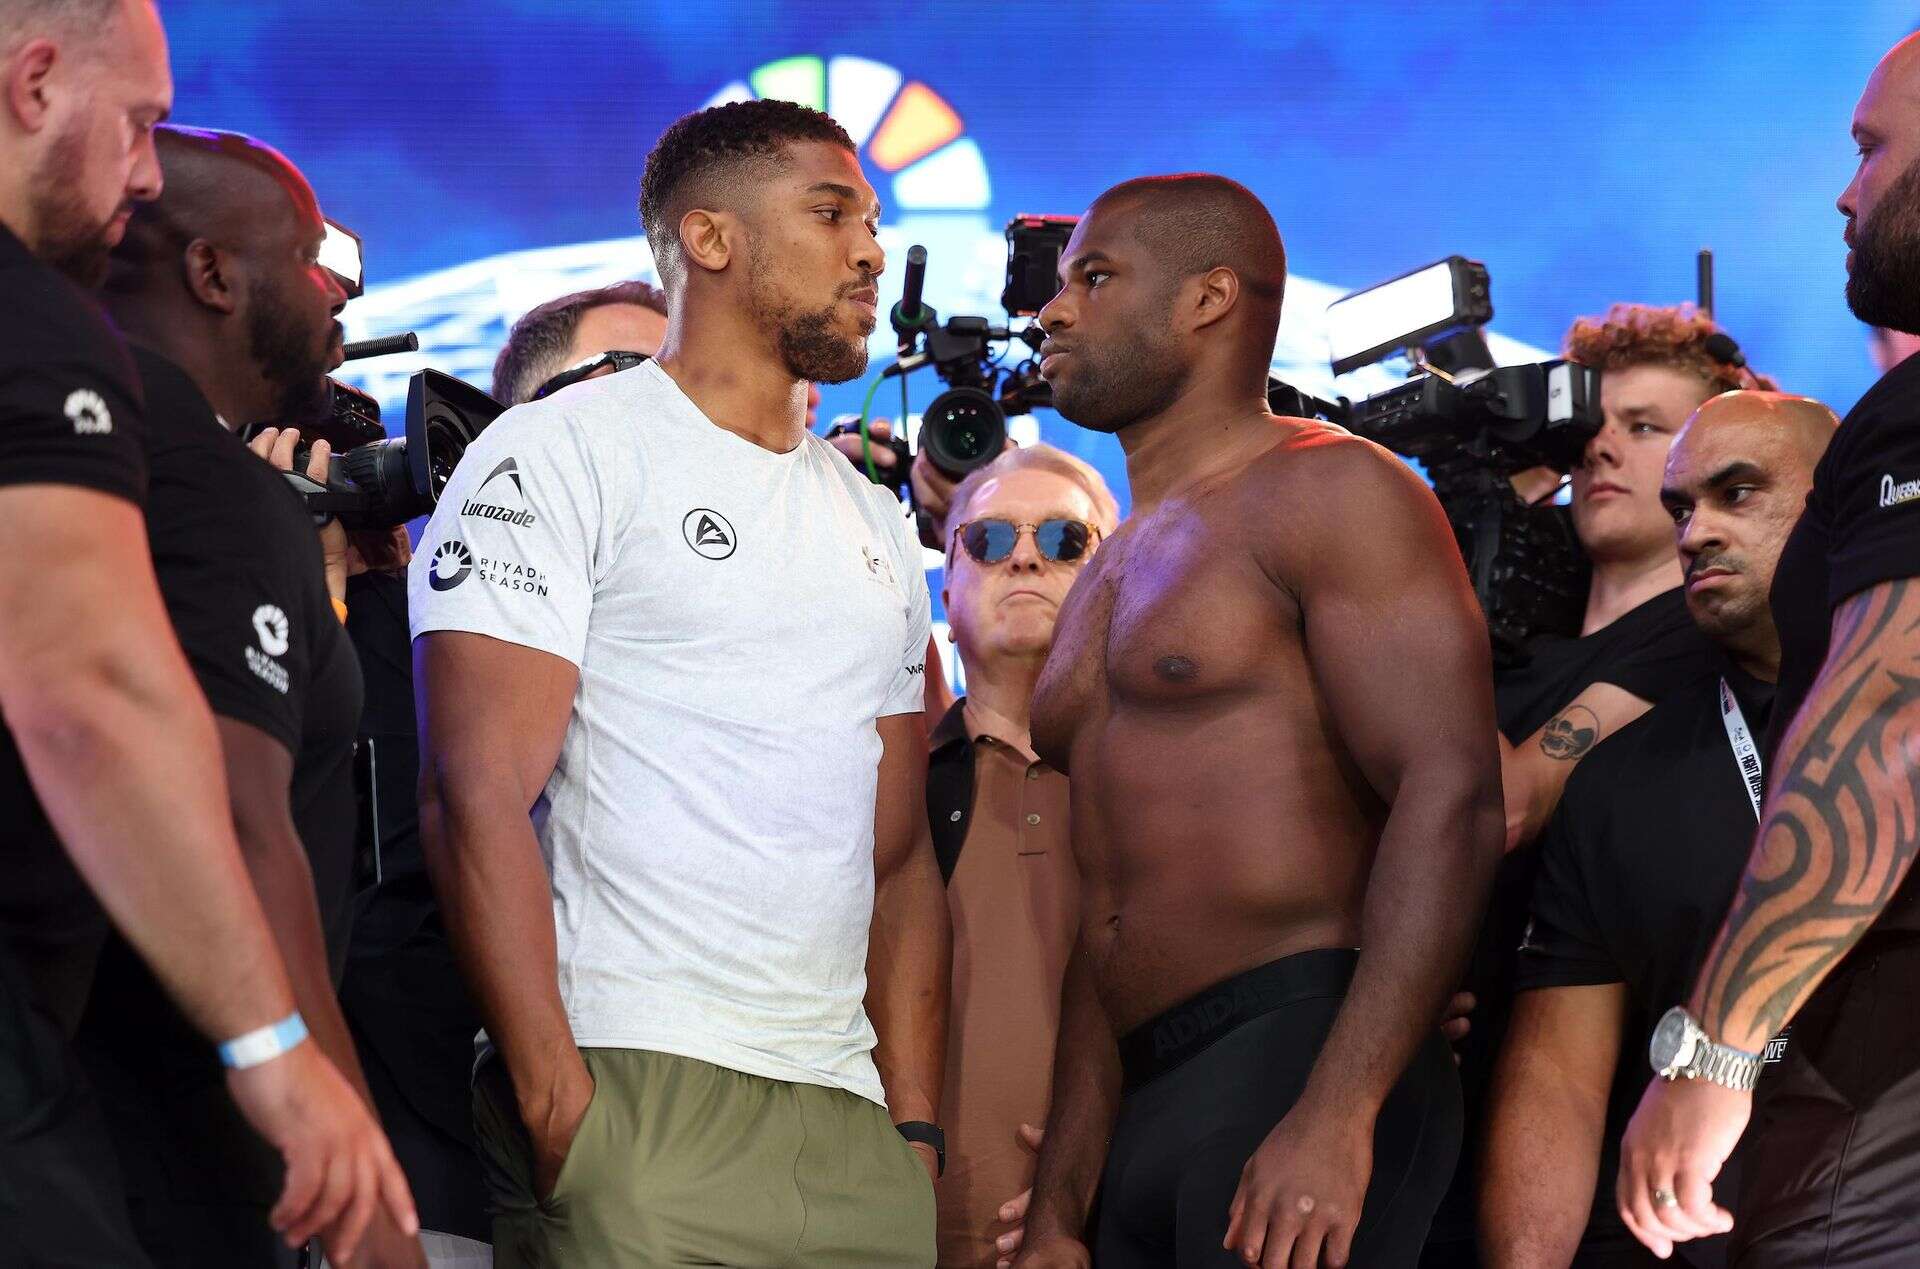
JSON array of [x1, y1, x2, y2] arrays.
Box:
[[1013, 175, 1504, 1269]]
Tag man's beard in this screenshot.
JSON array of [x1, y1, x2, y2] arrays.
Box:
[[29, 124, 123, 288], [247, 273, 333, 425], [1848, 153, 1920, 336], [746, 244, 870, 385], [1050, 322, 1188, 435]]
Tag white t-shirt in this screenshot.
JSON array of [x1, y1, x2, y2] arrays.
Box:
[[409, 360, 930, 1105]]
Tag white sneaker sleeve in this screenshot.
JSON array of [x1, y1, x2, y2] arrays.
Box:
[[408, 401, 610, 667]]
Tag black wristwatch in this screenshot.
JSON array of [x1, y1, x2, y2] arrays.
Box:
[[896, 1120, 945, 1177]]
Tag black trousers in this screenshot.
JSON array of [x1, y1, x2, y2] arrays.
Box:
[[1732, 937, 1920, 1268], [0, 937, 153, 1267], [1094, 949, 1462, 1268]]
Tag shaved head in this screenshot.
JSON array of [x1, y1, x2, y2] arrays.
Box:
[[103, 124, 346, 426], [1040, 173, 1288, 433], [1095, 173, 1286, 328], [1662, 390, 1837, 656], [1680, 390, 1839, 467], [106, 125, 315, 289]]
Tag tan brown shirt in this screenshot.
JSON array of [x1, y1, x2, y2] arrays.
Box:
[[932, 703, 1079, 1268]]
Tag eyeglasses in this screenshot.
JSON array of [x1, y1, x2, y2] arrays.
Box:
[[952, 517, 1101, 566], [532, 350, 651, 401]]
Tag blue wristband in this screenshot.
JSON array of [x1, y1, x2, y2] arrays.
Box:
[[218, 1011, 309, 1069]]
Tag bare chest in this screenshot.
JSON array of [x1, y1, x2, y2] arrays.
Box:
[[1031, 504, 1297, 767]]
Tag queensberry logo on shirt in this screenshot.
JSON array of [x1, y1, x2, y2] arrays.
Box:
[[1880, 472, 1920, 508]]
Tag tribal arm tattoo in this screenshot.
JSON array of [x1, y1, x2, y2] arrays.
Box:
[[1692, 577, 1920, 1051]]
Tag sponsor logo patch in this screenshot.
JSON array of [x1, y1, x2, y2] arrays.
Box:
[[251, 604, 290, 657], [1763, 1027, 1791, 1064], [429, 539, 474, 591], [245, 602, 290, 694], [861, 544, 896, 586], [462, 457, 536, 527], [683, 508, 736, 560], [470, 554, 550, 596], [1882, 473, 1920, 509], [64, 388, 111, 435]]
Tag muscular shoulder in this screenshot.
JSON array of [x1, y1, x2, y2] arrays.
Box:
[[1244, 423, 1433, 513], [1238, 422, 1451, 572]]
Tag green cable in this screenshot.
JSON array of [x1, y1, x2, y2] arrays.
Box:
[[856, 369, 888, 483]]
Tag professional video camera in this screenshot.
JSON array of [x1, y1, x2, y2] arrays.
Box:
[[279, 347, 506, 531], [1324, 257, 1604, 665], [842, 215, 1075, 498], [254, 219, 507, 530]]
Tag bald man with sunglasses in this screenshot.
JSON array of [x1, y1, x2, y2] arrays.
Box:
[[920, 444, 1119, 1268]]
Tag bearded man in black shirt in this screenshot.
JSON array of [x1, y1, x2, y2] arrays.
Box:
[[81, 124, 424, 1268], [0, 5, 411, 1263], [1620, 32, 1920, 1267], [1480, 392, 1838, 1269]]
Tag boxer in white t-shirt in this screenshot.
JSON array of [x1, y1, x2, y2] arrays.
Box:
[[412, 98, 948, 1267]]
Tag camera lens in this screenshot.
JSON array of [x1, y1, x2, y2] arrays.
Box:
[[919, 386, 1007, 477]]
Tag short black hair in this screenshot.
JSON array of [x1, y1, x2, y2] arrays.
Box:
[[491, 279, 668, 405], [638, 98, 855, 286]]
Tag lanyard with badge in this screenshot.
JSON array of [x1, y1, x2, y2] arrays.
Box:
[[1719, 676, 1792, 1063], [1718, 678, 1765, 821]]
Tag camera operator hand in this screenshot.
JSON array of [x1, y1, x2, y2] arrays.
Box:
[[826, 416, 904, 480], [249, 426, 349, 604], [824, 417, 1016, 549], [224, 1038, 418, 1258], [908, 446, 968, 548], [1509, 464, 1565, 506]]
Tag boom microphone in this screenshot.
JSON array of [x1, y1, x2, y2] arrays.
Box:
[[891, 245, 935, 350], [1704, 332, 1747, 370]]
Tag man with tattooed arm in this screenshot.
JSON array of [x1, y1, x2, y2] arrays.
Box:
[[1618, 32, 1920, 1265]]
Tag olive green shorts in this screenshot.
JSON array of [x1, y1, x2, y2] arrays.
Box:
[[474, 1046, 935, 1267]]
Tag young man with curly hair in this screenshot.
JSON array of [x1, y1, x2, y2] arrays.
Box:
[[1424, 303, 1772, 1266], [411, 99, 947, 1266]]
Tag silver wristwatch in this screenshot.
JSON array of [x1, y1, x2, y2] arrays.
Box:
[[1648, 1006, 1761, 1091]]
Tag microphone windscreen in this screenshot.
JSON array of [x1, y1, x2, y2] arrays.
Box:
[[1704, 332, 1748, 369]]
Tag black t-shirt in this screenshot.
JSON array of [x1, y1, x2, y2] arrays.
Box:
[[75, 345, 364, 1207], [338, 567, 488, 1236], [1429, 587, 1722, 1247], [1516, 663, 1774, 1265], [1768, 349, 1920, 937], [345, 568, 423, 907], [0, 221, 148, 1027]]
